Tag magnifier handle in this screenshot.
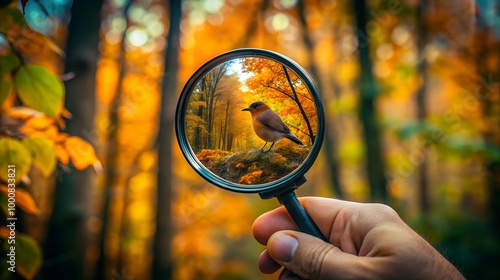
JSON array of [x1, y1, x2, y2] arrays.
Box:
[[277, 191, 327, 241]]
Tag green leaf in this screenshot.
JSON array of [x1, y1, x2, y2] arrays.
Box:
[[16, 233, 42, 280], [0, 7, 27, 33], [22, 137, 56, 177], [0, 74, 12, 105], [0, 55, 19, 75], [14, 65, 65, 118], [0, 138, 32, 182]]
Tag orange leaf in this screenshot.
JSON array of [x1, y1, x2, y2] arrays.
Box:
[[238, 170, 263, 184], [61, 108, 72, 118], [56, 132, 69, 143], [19, 115, 60, 142], [7, 107, 43, 120], [0, 227, 10, 238], [0, 186, 39, 215], [64, 136, 99, 170], [22, 116, 55, 130], [21, 125, 59, 142], [55, 144, 69, 165]]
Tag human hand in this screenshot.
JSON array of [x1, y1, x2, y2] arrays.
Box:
[[252, 197, 464, 280]]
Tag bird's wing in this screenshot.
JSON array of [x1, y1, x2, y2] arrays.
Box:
[[255, 110, 291, 134]]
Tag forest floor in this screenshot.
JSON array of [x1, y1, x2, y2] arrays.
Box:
[[196, 144, 311, 185]]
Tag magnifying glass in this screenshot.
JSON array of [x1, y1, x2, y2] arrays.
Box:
[[175, 48, 326, 240]]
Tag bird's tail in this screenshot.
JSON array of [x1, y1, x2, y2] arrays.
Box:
[[285, 133, 304, 145]]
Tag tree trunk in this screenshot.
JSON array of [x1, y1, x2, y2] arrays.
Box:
[[193, 103, 203, 153], [352, 0, 388, 202], [222, 101, 230, 150], [152, 0, 181, 279], [474, 6, 500, 237], [42, 0, 104, 279], [95, 1, 131, 278], [204, 63, 228, 149], [297, 0, 343, 197], [206, 92, 214, 148], [416, 0, 430, 215], [227, 132, 233, 151], [237, 0, 270, 47]]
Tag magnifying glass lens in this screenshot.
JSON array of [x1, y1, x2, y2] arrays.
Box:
[[176, 49, 326, 240]]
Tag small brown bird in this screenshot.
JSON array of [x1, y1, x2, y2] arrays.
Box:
[[242, 101, 304, 152]]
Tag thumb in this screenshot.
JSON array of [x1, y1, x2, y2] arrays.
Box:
[[267, 231, 368, 280]]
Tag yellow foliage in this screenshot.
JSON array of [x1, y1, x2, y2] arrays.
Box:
[[338, 61, 360, 84], [138, 151, 157, 171], [64, 136, 101, 171], [21, 115, 55, 131], [54, 143, 69, 165], [96, 58, 119, 104], [2, 106, 100, 175], [171, 185, 255, 279]]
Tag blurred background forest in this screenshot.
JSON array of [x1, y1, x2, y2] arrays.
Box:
[[0, 0, 498, 279]]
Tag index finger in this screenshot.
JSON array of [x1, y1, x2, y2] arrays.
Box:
[[252, 197, 357, 246]]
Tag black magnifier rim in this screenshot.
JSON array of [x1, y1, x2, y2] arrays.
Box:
[[175, 48, 325, 194]]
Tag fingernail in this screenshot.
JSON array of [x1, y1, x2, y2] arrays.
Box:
[[271, 233, 298, 263], [280, 269, 303, 280]]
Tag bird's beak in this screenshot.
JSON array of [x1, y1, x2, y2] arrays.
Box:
[[241, 107, 251, 111]]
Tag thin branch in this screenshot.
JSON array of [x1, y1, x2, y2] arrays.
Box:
[[7, 39, 25, 65], [283, 65, 315, 143]]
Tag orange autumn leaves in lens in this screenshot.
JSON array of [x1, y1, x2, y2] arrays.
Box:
[[243, 58, 317, 144], [186, 57, 316, 184]]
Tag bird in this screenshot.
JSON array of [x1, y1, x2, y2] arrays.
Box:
[[241, 101, 304, 152]]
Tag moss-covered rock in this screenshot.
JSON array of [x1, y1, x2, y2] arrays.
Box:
[[196, 143, 310, 185]]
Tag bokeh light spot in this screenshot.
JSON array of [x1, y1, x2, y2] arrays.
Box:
[[376, 43, 393, 60], [129, 5, 145, 23], [203, 0, 224, 13], [147, 20, 164, 37], [111, 15, 126, 33], [112, 0, 126, 7], [273, 0, 298, 9], [272, 13, 289, 31], [105, 31, 122, 44], [127, 27, 148, 47], [189, 9, 205, 26], [392, 26, 410, 45]]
